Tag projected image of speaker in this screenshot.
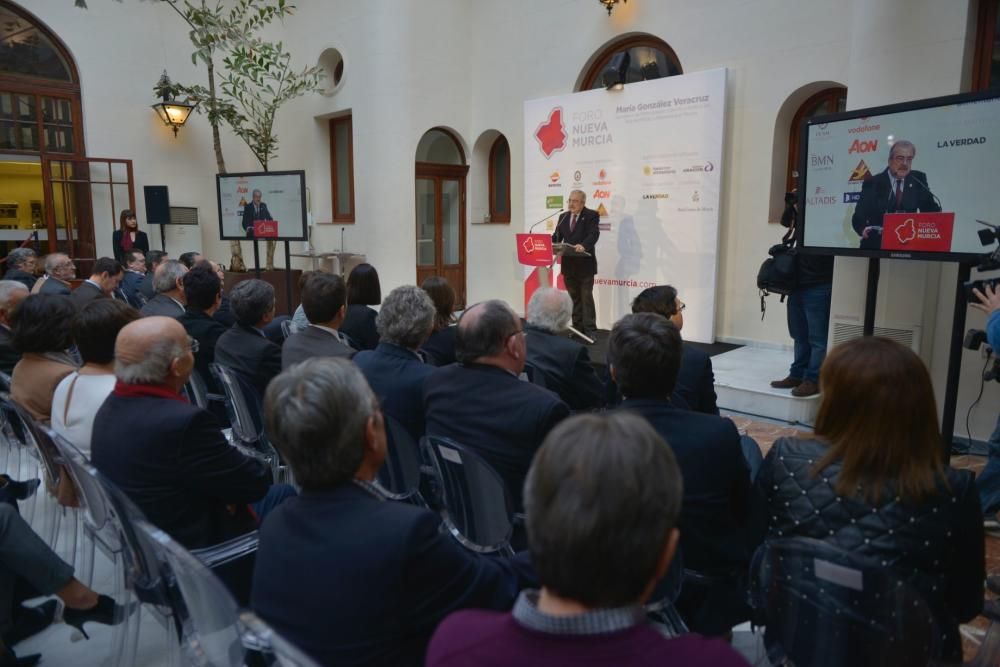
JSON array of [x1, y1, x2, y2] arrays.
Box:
[[144, 185, 171, 225]]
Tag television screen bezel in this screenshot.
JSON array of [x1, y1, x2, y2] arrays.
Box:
[[796, 88, 1000, 263], [215, 169, 308, 241]]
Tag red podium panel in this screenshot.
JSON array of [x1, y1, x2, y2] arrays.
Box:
[[253, 220, 279, 238], [880, 212, 955, 252], [516, 233, 554, 266]]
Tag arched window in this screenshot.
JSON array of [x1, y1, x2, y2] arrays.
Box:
[[972, 0, 1000, 91], [786, 87, 847, 191], [488, 135, 510, 223], [579, 34, 682, 91]]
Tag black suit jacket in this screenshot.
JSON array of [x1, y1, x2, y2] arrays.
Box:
[[241, 201, 273, 236], [675, 345, 719, 416], [139, 293, 184, 318], [420, 325, 457, 367], [524, 326, 604, 411], [138, 272, 156, 301], [424, 363, 570, 510], [851, 169, 940, 250], [111, 229, 150, 264], [551, 207, 600, 276], [354, 342, 436, 441], [119, 271, 145, 308], [281, 325, 354, 369], [251, 484, 532, 667], [91, 391, 271, 549], [340, 304, 380, 350], [619, 398, 754, 573], [70, 281, 107, 310], [3, 268, 36, 291], [215, 323, 283, 397], [178, 308, 229, 389], [213, 295, 236, 327], [38, 277, 71, 296], [0, 326, 20, 376]]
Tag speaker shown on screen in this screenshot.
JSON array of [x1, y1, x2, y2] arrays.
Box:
[[144, 185, 171, 225]]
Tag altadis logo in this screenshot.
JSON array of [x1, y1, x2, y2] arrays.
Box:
[[534, 108, 567, 159]]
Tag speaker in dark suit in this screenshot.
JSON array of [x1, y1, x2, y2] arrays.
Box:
[[851, 141, 940, 250], [241, 189, 272, 237], [551, 191, 600, 334]]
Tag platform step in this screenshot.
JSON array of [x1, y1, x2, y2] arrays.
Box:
[[712, 346, 819, 427]]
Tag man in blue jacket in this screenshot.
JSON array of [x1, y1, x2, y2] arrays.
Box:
[[972, 283, 1000, 523]]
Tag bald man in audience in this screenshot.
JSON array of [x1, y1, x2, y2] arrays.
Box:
[[0, 281, 27, 375], [423, 299, 569, 510]]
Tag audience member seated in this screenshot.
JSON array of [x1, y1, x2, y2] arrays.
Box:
[[0, 504, 123, 666], [52, 300, 139, 456], [10, 295, 78, 422], [290, 270, 315, 331], [2, 249, 37, 291], [282, 272, 353, 369], [91, 316, 276, 550], [204, 260, 237, 327], [631, 285, 718, 415], [139, 260, 187, 317], [177, 265, 227, 390], [253, 358, 533, 667], [354, 285, 435, 441], [524, 288, 604, 410], [138, 250, 168, 301], [215, 279, 281, 396], [36, 253, 76, 297], [754, 337, 984, 663], [420, 276, 458, 366], [424, 300, 569, 510], [427, 412, 749, 667], [0, 282, 28, 376], [70, 258, 123, 310], [610, 313, 755, 635], [119, 249, 146, 308], [178, 251, 202, 269], [341, 263, 381, 350]]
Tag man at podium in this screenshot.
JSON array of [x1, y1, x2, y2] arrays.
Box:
[[552, 190, 600, 337], [851, 140, 940, 250], [241, 188, 273, 238]]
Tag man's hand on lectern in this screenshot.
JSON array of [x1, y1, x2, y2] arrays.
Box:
[[972, 283, 1000, 316], [574, 244, 585, 253]]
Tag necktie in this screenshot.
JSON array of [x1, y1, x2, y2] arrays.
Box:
[[570, 214, 577, 233], [894, 179, 903, 209]]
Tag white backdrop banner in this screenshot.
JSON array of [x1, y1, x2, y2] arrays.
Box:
[[523, 68, 726, 342]]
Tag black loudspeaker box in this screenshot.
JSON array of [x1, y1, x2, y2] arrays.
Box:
[[144, 185, 171, 225]]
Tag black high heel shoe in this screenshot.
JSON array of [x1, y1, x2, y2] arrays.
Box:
[[0, 647, 41, 667], [62, 595, 125, 640]]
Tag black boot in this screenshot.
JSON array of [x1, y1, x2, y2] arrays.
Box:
[[1, 601, 57, 646]]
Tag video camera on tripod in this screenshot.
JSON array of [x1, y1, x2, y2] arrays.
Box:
[[963, 219, 1000, 382]]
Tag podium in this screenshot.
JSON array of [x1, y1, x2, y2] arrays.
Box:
[[880, 212, 955, 252], [252, 219, 279, 238]]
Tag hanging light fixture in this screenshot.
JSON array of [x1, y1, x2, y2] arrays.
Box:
[[599, 0, 627, 16], [151, 71, 196, 138]]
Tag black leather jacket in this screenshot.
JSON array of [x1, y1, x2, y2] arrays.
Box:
[[755, 437, 983, 661]]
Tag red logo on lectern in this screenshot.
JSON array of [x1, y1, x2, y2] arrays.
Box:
[[880, 213, 955, 252], [534, 108, 567, 159]]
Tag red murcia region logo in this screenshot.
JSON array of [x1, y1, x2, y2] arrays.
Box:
[[534, 107, 567, 159]]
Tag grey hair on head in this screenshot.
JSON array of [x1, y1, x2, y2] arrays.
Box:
[[114, 338, 186, 385], [375, 285, 435, 350], [526, 287, 572, 333], [154, 260, 187, 294], [6, 247, 36, 270], [0, 280, 27, 310]]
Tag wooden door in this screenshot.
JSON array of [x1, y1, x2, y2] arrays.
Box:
[[415, 163, 467, 308]]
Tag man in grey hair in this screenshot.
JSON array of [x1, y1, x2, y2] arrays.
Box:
[[91, 316, 282, 587], [3, 248, 38, 291], [215, 278, 281, 396], [140, 259, 187, 317], [524, 288, 604, 410], [423, 299, 569, 510], [354, 285, 436, 441], [0, 281, 28, 374], [251, 358, 533, 666], [36, 253, 76, 296]]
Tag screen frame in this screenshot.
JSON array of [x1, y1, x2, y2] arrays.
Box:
[[215, 169, 308, 241], [796, 88, 1000, 263]]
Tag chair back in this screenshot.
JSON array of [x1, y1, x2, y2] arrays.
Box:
[[141, 520, 246, 667], [239, 611, 322, 667], [184, 368, 211, 410], [209, 363, 263, 444], [1, 393, 63, 487], [419, 435, 515, 555], [47, 429, 114, 535], [752, 537, 937, 666], [375, 414, 426, 505]]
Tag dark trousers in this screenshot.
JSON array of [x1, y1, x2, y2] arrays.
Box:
[[0, 504, 74, 636], [787, 282, 832, 383], [563, 273, 596, 332]]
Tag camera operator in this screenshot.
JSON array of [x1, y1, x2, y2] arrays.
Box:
[[972, 283, 1000, 523], [769, 191, 834, 398]]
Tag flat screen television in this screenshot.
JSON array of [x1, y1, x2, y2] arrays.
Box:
[[797, 90, 1000, 262], [216, 170, 307, 241]]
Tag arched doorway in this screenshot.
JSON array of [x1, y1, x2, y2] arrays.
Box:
[[415, 128, 467, 307]]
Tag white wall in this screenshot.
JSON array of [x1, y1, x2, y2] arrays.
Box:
[[19, 0, 998, 438]]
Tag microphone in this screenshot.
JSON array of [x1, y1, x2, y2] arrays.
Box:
[[528, 209, 564, 233], [909, 175, 943, 211]]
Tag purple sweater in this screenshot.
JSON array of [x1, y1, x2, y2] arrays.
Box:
[[426, 610, 750, 666]]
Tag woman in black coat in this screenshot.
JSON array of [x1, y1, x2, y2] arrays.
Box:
[[754, 337, 983, 663], [419, 275, 457, 366], [340, 263, 381, 350], [111, 209, 149, 264]]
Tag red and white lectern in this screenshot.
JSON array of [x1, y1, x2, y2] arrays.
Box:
[[516, 233, 555, 314]]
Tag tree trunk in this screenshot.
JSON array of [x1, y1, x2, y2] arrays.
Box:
[[207, 58, 247, 272]]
